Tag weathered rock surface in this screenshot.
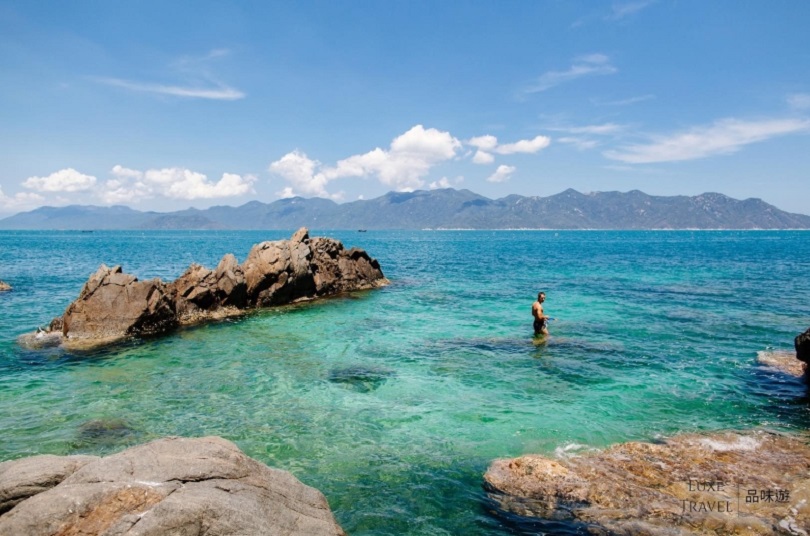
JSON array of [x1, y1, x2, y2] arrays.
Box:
[[21, 228, 388, 349], [484, 430, 810, 535], [0, 280, 10, 292], [757, 350, 807, 377], [796, 327, 810, 367], [0, 436, 345, 536]]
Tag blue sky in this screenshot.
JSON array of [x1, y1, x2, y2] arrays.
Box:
[[1, 0, 809, 216]]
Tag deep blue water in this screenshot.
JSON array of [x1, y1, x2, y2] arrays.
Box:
[[1, 230, 809, 534]]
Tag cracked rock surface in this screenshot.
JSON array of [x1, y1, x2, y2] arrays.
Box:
[[0, 436, 345, 536], [484, 430, 810, 535], [20, 227, 388, 349]]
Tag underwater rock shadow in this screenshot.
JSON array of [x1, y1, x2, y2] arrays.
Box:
[[327, 365, 396, 393]]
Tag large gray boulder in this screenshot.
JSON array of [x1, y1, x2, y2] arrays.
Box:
[[0, 436, 345, 536], [21, 228, 388, 349]]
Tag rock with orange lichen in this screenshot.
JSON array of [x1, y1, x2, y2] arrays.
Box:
[[484, 431, 810, 535], [0, 436, 345, 536]]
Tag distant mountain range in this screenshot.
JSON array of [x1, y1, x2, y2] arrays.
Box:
[[1, 188, 809, 230]]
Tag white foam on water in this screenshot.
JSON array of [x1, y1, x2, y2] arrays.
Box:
[[700, 436, 761, 452]]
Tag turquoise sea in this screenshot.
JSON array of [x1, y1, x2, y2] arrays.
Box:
[[1, 230, 809, 534]]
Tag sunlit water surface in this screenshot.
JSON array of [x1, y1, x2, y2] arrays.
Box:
[[1, 230, 809, 534]]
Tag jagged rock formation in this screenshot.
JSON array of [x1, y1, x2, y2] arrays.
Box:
[[21, 228, 388, 349], [484, 431, 810, 535], [0, 436, 345, 535], [0, 280, 10, 292]]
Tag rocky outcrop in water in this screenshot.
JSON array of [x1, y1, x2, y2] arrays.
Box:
[[796, 327, 810, 368], [0, 280, 10, 292], [757, 350, 806, 377], [20, 228, 388, 349], [484, 431, 810, 535], [0, 436, 345, 535]]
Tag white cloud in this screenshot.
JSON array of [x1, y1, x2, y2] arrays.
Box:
[[495, 135, 551, 154], [593, 94, 655, 106], [22, 168, 97, 192], [603, 118, 810, 164], [472, 150, 495, 164], [269, 125, 462, 197], [429, 177, 452, 189], [95, 49, 245, 101], [467, 135, 498, 151], [487, 165, 516, 183], [608, 1, 655, 20], [549, 123, 625, 135], [521, 54, 617, 95], [559, 137, 600, 150], [467, 134, 551, 163], [101, 165, 256, 203], [788, 93, 810, 110], [96, 78, 245, 100], [0, 186, 44, 211]]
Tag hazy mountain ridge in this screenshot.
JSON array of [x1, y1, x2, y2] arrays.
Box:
[[1, 188, 808, 230]]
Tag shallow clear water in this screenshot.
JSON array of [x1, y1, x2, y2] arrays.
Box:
[[1, 230, 809, 534]]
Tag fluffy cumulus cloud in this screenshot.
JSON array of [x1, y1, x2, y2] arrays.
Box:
[[269, 125, 462, 198], [428, 176, 463, 190], [467, 134, 551, 164], [487, 165, 516, 183], [101, 165, 256, 203], [603, 117, 810, 164], [0, 186, 44, 211], [22, 168, 97, 192]]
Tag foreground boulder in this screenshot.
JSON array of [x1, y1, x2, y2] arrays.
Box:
[[484, 431, 810, 535], [0, 280, 10, 292], [0, 436, 345, 536], [21, 228, 388, 349]]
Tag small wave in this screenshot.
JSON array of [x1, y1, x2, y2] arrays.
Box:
[[699, 435, 761, 452]]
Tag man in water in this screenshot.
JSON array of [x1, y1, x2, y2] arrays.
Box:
[[532, 292, 550, 336]]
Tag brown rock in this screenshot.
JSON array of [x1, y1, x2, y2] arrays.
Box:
[[22, 228, 388, 349], [758, 350, 807, 377], [59, 264, 178, 343], [0, 436, 345, 536], [0, 280, 10, 292], [484, 431, 810, 535]]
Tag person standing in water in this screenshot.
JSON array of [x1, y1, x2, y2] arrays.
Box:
[[532, 292, 550, 336]]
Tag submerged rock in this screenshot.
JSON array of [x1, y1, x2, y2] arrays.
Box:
[[0, 436, 346, 535], [484, 430, 810, 535], [0, 280, 10, 292], [757, 350, 807, 377], [73, 418, 139, 449], [20, 228, 388, 349], [328, 365, 394, 393]]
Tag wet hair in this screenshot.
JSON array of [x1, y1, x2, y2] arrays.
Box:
[[537, 292, 545, 300]]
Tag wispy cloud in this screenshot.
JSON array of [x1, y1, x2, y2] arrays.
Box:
[[593, 94, 655, 106], [95, 49, 245, 100], [548, 123, 625, 135], [520, 54, 617, 96], [603, 118, 810, 164], [607, 1, 656, 20], [96, 78, 245, 100], [788, 93, 810, 110]]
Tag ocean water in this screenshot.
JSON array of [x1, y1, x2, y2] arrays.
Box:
[[1, 230, 809, 534]]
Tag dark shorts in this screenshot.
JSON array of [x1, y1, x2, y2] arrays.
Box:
[[534, 319, 547, 333]]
